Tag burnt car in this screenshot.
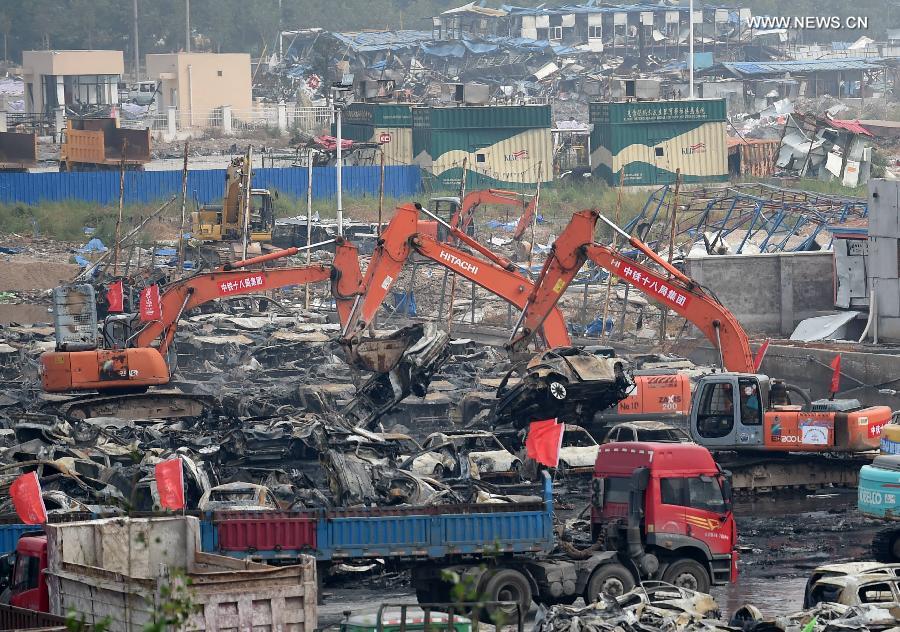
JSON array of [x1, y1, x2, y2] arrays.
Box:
[[493, 347, 633, 428], [602, 420, 692, 444]]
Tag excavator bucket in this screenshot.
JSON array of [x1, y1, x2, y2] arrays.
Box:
[[342, 325, 429, 373], [340, 323, 451, 429]]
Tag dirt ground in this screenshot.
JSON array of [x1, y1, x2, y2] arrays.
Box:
[[0, 256, 78, 292]]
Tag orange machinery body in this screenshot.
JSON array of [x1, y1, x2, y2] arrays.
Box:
[[617, 372, 693, 417], [762, 406, 892, 452], [41, 348, 169, 392]]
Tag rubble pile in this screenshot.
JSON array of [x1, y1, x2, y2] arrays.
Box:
[[537, 584, 900, 632]]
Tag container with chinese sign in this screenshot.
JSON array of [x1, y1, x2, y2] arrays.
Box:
[[334, 103, 413, 165], [589, 98, 728, 187], [412, 104, 553, 190]]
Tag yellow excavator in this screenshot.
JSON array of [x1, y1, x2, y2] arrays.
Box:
[[191, 151, 276, 264]]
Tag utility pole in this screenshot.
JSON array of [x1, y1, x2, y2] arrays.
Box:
[[336, 101, 342, 236], [185, 0, 191, 53], [132, 0, 140, 80], [688, 0, 695, 98]]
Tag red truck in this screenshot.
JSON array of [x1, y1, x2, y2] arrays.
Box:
[[1, 442, 736, 616]]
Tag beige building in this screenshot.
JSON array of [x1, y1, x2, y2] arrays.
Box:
[[21, 50, 124, 115], [145, 53, 252, 128]]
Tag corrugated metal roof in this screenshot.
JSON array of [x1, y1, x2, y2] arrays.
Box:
[[331, 30, 433, 52], [722, 58, 885, 76], [827, 119, 873, 136]]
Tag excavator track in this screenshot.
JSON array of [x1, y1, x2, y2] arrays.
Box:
[[48, 391, 219, 422], [720, 452, 874, 493], [871, 526, 900, 562]]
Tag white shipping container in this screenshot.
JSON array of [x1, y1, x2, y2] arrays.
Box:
[[45, 516, 316, 632]]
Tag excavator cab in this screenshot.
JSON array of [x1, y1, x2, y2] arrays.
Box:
[[421, 197, 476, 242], [247, 189, 276, 242], [690, 373, 769, 449]]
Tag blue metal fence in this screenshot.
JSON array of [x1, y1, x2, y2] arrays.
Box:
[[0, 165, 423, 206]]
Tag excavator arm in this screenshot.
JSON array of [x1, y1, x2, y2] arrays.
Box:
[[338, 202, 570, 429], [449, 188, 535, 237], [343, 203, 570, 355], [136, 239, 363, 353], [509, 209, 754, 373]]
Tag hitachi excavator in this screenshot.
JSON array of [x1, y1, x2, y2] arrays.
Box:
[[417, 188, 538, 243], [506, 209, 891, 489], [336, 201, 581, 428], [40, 241, 364, 420]]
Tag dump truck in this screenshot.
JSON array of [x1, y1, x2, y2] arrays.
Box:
[[0, 131, 38, 171], [0, 443, 735, 618], [1, 516, 317, 632], [59, 117, 151, 171]]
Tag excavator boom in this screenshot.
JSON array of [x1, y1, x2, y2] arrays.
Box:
[[343, 203, 570, 356], [449, 188, 535, 239], [338, 202, 570, 429], [509, 209, 754, 373]]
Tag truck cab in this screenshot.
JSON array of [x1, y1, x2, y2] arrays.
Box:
[[689, 373, 891, 452], [1, 534, 49, 613], [591, 441, 736, 593]]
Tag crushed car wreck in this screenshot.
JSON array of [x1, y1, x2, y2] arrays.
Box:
[[492, 347, 633, 428]]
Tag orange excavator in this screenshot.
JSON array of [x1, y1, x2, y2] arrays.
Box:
[[40, 240, 364, 420], [507, 209, 891, 463], [418, 188, 538, 243], [337, 202, 574, 428]]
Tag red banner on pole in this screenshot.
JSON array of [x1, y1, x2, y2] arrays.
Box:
[[106, 280, 124, 313], [830, 354, 842, 394], [526, 419, 564, 468], [753, 339, 770, 372], [155, 458, 185, 511], [139, 284, 162, 322], [10, 472, 47, 525]]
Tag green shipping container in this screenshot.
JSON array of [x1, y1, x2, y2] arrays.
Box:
[[413, 105, 553, 190], [334, 103, 414, 165], [589, 99, 728, 187]]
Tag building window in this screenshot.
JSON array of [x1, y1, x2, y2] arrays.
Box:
[[550, 26, 563, 40], [476, 153, 486, 163], [588, 25, 602, 38], [655, 147, 664, 156]]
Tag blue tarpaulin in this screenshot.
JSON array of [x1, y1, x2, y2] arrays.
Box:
[[392, 291, 417, 316]]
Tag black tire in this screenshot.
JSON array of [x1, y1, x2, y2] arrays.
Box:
[[415, 583, 449, 604], [662, 559, 711, 593], [479, 568, 531, 624], [584, 563, 635, 603], [872, 527, 900, 562]]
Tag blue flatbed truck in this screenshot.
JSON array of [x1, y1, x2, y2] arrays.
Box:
[[1, 442, 737, 617]]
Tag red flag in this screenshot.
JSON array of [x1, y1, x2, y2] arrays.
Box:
[[106, 280, 124, 313], [10, 472, 47, 525], [753, 339, 770, 372], [830, 354, 842, 393], [139, 284, 162, 322], [155, 458, 185, 511], [526, 419, 565, 468]]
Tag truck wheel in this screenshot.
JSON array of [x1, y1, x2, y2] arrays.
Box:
[[480, 569, 531, 624], [662, 559, 710, 593], [872, 528, 900, 562], [584, 563, 635, 602]]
